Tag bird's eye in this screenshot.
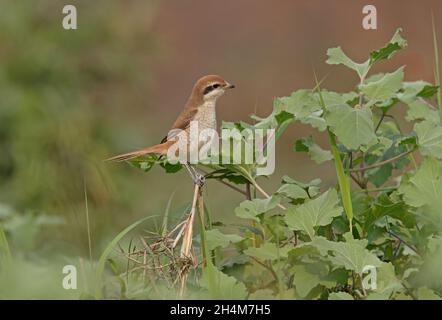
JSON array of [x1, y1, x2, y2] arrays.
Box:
[[203, 85, 215, 95], [213, 84, 220, 89]]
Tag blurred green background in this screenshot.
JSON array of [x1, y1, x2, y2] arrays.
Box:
[[0, 0, 441, 298]]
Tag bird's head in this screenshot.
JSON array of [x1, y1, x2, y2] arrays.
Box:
[[192, 75, 235, 103]]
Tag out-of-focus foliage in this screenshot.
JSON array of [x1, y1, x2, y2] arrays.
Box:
[[0, 1, 159, 255]]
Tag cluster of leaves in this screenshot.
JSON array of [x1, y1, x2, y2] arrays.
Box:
[[115, 29, 442, 300]]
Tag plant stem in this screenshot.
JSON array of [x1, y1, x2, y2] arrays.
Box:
[[197, 191, 209, 267], [355, 186, 397, 193], [349, 148, 416, 172], [432, 13, 442, 124], [250, 256, 278, 281], [0, 226, 11, 263], [253, 181, 287, 210], [329, 132, 353, 234]]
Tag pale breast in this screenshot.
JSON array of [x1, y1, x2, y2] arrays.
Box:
[[193, 101, 217, 131]]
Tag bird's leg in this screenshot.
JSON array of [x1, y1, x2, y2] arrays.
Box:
[[184, 163, 205, 187]]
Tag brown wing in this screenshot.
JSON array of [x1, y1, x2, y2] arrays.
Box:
[[160, 107, 198, 143]]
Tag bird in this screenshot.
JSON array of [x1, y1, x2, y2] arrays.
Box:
[[106, 74, 235, 185]]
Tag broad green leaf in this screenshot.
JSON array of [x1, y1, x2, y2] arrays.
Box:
[[406, 100, 440, 124], [277, 184, 309, 200], [295, 137, 333, 164], [326, 47, 370, 79], [415, 120, 442, 158], [248, 289, 276, 300], [373, 263, 403, 297], [398, 157, 442, 221], [416, 287, 442, 300], [311, 233, 382, 274], [292, 265, 321, 298], [360, 67, 404, 102], [314, 91, 358, 107], [201, 267, 248, 299], [205, 229, 244, 251], [328, 292, 354, 300], [280, 176, 321, 198], [361, 136, 393, 156], [285, 189, 342, 239], [370, 28, 407, 63], [275, 90, 319, 117], [399, 81, 439, 103], [326, 104, 376, 150], [301, 114, 327, 132], [365, 194, 415, 229], [244, 242, 290, 261], [235, 197, 280, 222]]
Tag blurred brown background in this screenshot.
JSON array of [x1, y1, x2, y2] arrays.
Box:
[[0, 0, 441, 259]]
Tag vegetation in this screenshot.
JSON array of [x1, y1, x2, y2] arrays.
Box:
[[1, 7, 441, 299], [79, 28, 442, 300]]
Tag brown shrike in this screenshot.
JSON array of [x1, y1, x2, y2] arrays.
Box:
[[107, 75, 235, 185]]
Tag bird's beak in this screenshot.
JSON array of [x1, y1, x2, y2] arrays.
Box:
[[225, 82, 235, 89]]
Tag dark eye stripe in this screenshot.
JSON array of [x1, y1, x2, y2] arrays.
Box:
[[203, 83, 220, 95]]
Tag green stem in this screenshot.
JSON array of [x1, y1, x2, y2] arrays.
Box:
[[197, 198, 208, 266], [355, 186, 397, 193], [0, 225, 11, 263], [432, 14, 442, 124], [328, 132, 353, 234]]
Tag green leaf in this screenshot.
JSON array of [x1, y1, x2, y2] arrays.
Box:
[[280, 176, 321, 198], [398, 157, 442, 221], [285, 189, 342, 239], [95, 216, 154, 298], [235, 197, 279, 222], [360, 67, 404, 103], [399, 81, 439, 103], [405, 100, 440, 124], [415, 120, 442, 158], [248, 289, 276, 300], [128, 155, 158, 172], [370, 28, 407, 63], [326, 47, 370, 79], [365, 194, 415, 229], [366, 164, 393, 187], [275, 90, 319, 117], [328, 292, 354, 300], [311, 233, 382, 274], [326, 104, 376, 150], [374, 262, 403, 297], [292, 265, 321, 298], [295, 137, 333, 164], [205, 229, 244, 251], [201, 267, 248, 299], [244, 242, 290, 261], [277, 184, 309, 200], [416, 287, 442, 300]]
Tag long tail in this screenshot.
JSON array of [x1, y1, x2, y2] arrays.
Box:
[[106, 141, 174, 162]]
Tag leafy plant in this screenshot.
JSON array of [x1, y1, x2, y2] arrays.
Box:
[[96, 28, 442, 300]]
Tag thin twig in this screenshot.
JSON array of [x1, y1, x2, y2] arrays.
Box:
[[253, 181, 287, 210], [250, 256, 279, 284], [246, 182, 252, 200], [375, 112, 386, 133], [349, 149, 416, 172]]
